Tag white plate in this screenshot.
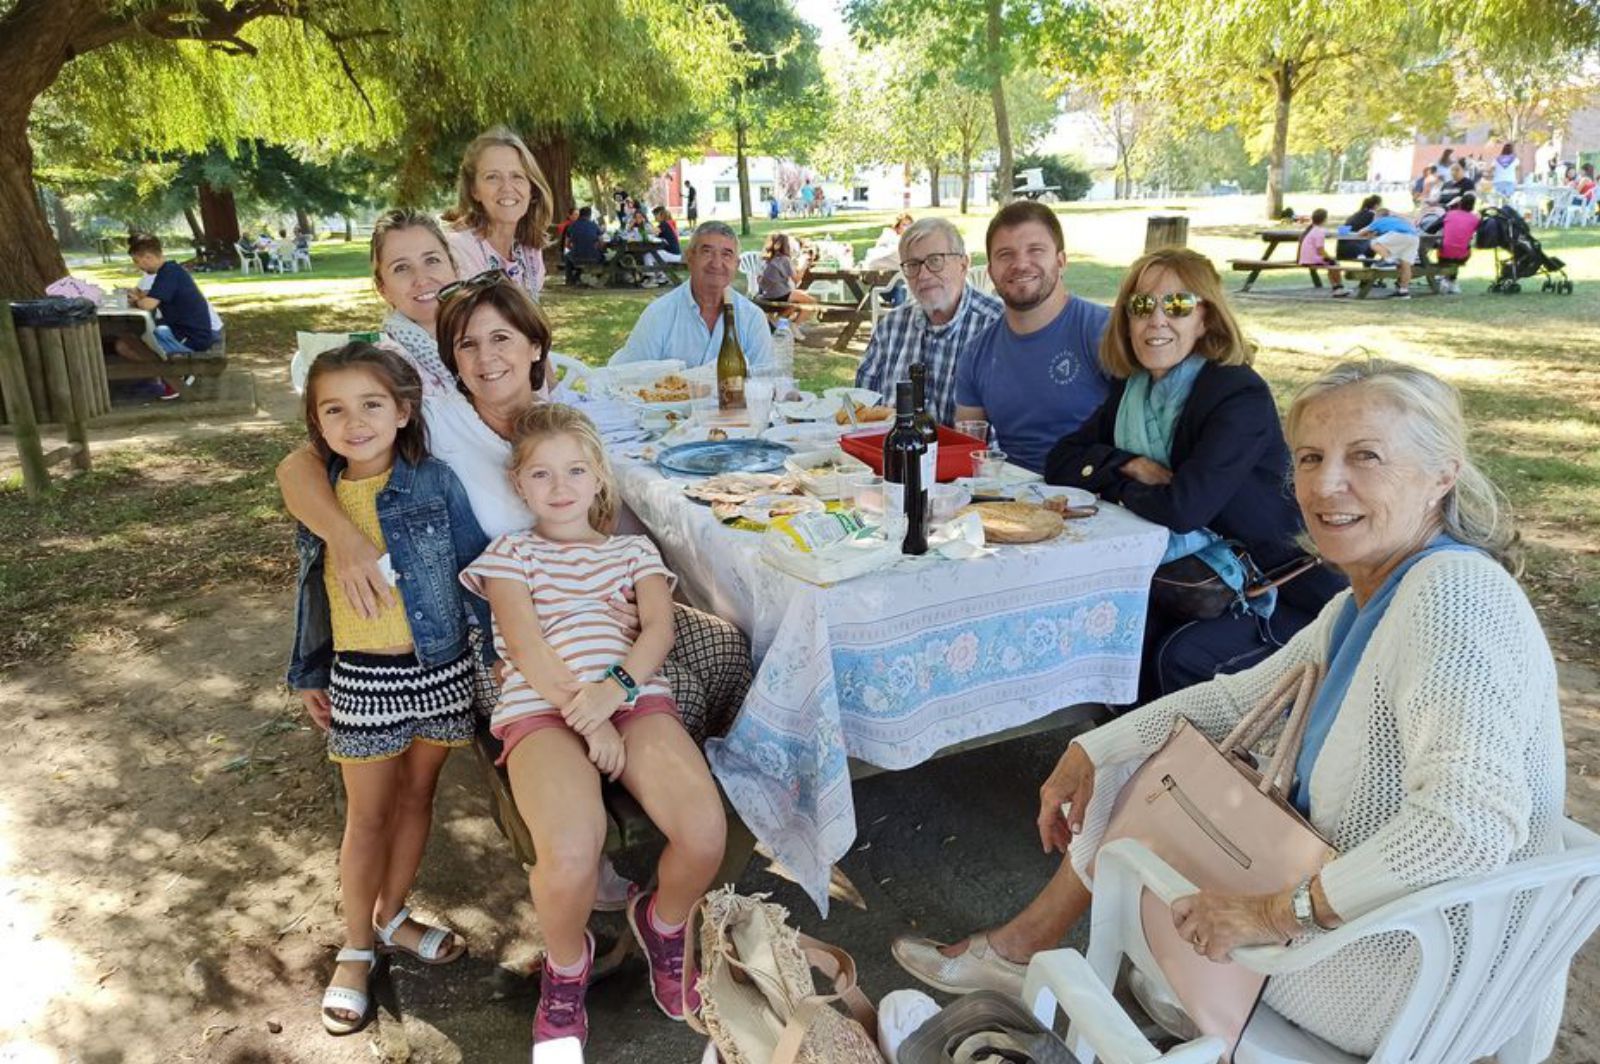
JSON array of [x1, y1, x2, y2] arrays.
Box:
[[763, 421, 845, 447], [1021, 484, 1097, 508], [776, 395, 843, 421], [737, 493, 825, 525], [823, 386, 880, 407]]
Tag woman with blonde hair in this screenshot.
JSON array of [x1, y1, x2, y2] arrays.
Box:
[[1044, 247, 1345, 701], [444, 126, 555, 300]]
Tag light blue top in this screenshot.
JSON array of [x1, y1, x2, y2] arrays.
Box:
[[954, 295, 1111, 473], [610, 283, 775, 372], [1367, 215, 1418, 236]]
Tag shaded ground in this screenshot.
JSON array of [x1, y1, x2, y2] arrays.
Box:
[[4, 198, 1598, 1062]]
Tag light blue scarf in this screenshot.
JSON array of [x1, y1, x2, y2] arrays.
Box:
[[1114, 356, 1270, 616], [1289, 536, 1480, 814]]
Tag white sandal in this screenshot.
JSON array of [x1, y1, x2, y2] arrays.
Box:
[[321, 946, 377, 1035], [374, 905, 465, 965]]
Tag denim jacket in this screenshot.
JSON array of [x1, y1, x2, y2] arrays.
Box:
[[286, 454, 493, 689]]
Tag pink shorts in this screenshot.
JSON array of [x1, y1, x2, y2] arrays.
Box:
[[493, 694, 681, 765]]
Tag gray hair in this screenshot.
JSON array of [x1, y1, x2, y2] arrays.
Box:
[[900, 217, 966, 260], [1285, 358, 1521, 575], [689, 220, 739, 251]]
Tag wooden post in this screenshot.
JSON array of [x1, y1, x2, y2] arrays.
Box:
[[16, 323, 47, 421], [0, 308, 49, 496], [1145, 215, 1190, 252], [38, 325, 73, 424], [60, 328, 91, 470]]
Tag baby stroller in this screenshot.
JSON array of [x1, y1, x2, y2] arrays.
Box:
[[1476, 206, 1573, 294]]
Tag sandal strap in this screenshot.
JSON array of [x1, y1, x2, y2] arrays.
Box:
[[416, 924, 454, 960], [374, 906, 412, 945], [322, 985, 370, 1013], [335, 946, 378, 966]]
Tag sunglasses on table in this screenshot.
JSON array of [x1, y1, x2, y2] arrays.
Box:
[[901, 252, 964, 276], [1126, 291, 1203, 318], [437, 268, 509, 304]]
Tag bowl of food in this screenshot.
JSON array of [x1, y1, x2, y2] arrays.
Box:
[[782, 447, 872, 499]]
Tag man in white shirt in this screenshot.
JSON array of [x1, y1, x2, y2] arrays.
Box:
[[610, 221, 773, 371]]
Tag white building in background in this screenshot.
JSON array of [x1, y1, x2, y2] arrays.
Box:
[[1033, 110, 1121, 201], [656, 154, 997, 217]]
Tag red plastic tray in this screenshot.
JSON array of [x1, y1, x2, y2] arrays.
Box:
[[839, 425, 988, 482]]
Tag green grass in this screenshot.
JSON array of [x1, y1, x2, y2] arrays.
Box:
[[16, 198, 1600, 658]]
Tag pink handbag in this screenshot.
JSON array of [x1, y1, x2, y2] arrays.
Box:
[[1095, 662, 1336, 1061]]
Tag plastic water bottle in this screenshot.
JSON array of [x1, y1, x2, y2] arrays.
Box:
[[770, 319, 796, 385]]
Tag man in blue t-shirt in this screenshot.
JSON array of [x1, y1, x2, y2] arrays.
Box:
[[954, 201, 1112, 474], [563, 207, 605, 284], [1355, 208, 1421, 299], [115, 233, 217, 397]]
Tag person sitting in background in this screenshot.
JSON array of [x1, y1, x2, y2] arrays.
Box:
[[1355, 208, 1420, 299], [855, 217, 1002, 425], [863, 212, 915, 270], [562, 207, 605, 286], [1045, 248, 1344, 701], [1437, 193, 1479, 295], [756, 233, 818, 327], [1334, 195, 1382, 261], [1439, 162, 1476, 208], [115, 232, 218, 399], [1297, 209, 1349, 298], [610, 221, 773, 371]]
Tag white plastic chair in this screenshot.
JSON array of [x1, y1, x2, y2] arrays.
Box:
[[968, 263, 995, 295], [1025, 948, 1227, 1064], [292, 245, 313, 272], [547, 351, 595, 393], [1073, 819, 1600, 1064], [235, 242, 262, 274], [739, 250, 763, 294], [868, 270, 903, 327]]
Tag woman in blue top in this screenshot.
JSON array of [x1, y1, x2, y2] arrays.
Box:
[[1046, 248, 1345, 701]]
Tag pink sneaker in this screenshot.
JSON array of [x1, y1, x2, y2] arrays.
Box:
[[626, 891, 699, 1020], [533, 932, 594, 1046]]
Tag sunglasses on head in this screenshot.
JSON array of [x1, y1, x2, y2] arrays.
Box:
[[1126, 291, 1202, 318], [438, 268, 509, 304]]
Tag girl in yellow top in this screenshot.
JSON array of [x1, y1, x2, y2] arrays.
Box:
[[286, 344, 491, 1035]]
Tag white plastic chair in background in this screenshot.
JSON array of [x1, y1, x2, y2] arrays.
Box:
[[968, 263, 995, 295], [868, 270, 903, 327], [739, 250, 763, 294], [235, 242, 262, 274], [292, 245, 313, 272], [547, 351, 595, 393], [1071, 819, 1600, 1064]]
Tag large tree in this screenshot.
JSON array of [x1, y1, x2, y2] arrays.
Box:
[[0, 0, 738, 297]]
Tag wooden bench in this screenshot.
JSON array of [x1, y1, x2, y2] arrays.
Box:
[[1340, 261, 1459, 298], [103, 335, 229, 399], [1229, 259, 1327, 292]]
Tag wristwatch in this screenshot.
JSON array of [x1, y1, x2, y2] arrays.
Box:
[[1291, 877, 1322, 931], [603, 663, 639, 703]]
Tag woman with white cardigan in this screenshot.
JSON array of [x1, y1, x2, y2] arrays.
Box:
[[892, 359, 1566, 1056]]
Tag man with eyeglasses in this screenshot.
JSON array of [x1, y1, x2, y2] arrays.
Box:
[[855, 218, 1003, 425], [953, 201, 1112, 473], [609, 221, 774, 370]]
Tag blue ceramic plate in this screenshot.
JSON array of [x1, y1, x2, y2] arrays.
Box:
[[658, 439, 795, 476]]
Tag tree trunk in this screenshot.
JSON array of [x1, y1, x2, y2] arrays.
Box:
[[48, 191, 85, 250], [1322, 147, 1342, 194], [928, 160, 941, 207], [1266, 60, 1294, 220], [184, 205, 205, 245], [344, 216, 353, 241], [902, 160, 912, 209], [736, 118, 752, 238], [986, 0, 1014, 205], [198, 183, 241, 267], [294, 206, 313, 236], [530, 132, 576, 225], [960, 142, 973, 214], [0, 127, 67, 298]]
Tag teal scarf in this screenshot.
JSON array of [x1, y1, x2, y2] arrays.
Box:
[[1115, 356, 1272, 617]]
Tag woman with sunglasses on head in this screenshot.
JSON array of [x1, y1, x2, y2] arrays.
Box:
[[443, 127, 555, 302], [1044, 248, 1345, 702]]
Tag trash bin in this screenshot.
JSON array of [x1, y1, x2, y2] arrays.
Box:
[[2, 298, 109, 428]]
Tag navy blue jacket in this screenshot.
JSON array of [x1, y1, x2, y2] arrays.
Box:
[[287, 454, 493, 689], [1045, 361, 1346, 615]]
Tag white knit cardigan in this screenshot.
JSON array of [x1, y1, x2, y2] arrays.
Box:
[[1071, 551, 1567, 1056]]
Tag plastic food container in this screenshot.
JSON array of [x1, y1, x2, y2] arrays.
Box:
[[839, 425, 989, 482]]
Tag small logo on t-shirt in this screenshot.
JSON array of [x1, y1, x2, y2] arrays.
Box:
[[1049, 348, 1082, 386]]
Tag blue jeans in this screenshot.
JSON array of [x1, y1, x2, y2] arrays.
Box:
[[153, 325, 193, 356]]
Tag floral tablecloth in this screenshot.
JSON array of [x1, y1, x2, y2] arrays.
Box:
[[613, 458, 1168, 912]]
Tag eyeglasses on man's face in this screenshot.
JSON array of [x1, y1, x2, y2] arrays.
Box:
[[902, 252, 964, 277]]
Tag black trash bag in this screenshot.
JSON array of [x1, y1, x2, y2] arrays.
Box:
[[10, 298, 98, 328]]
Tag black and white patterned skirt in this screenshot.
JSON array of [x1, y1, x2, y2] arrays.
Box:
[[327, 649, 475, 763]]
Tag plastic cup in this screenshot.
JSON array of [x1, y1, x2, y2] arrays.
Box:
[[844, 472, 884, 517], [955, 419, 990, 446], [974, 449, 1009, 494], [745, 378, 775, 431]]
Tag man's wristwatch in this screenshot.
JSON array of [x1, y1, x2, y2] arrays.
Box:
[[1291, 877, 1323, 931], [603, 663, 639, 703]]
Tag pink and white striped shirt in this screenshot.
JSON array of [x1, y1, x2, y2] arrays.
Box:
[[462, 532, 675, 729]]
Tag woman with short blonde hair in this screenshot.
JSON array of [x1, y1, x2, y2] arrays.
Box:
[[444, 126, 556, 301]]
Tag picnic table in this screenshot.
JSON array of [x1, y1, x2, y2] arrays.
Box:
[[610, 450, 1167, 912], [797, 265, 898, 351], [572, 238, 686, 289], [1229, 228, 1327, 291]]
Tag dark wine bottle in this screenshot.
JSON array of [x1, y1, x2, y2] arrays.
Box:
[[882, 380, 930, 555], [716, 302, 747, 410], [909, 361, 939, 477]]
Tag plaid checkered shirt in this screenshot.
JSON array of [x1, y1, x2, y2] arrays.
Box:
[[854, 284, 1004, 425]]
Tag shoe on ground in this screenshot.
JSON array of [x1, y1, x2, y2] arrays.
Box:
[[534, 931, 594, 1046], [890, 931, 1026, 997], [1394, 287, 1412, 300], [627, 891, 699, 1020], [1331, 286, 1351, 298], [157, 380, 181, 401], [593, 856, 637, 912]]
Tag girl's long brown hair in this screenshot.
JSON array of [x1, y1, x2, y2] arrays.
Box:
[[303, 342, 429, 466]]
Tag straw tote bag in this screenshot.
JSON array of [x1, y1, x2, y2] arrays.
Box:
[[1096, 662, 1336, 1062], [687, 886, 884, 1064]]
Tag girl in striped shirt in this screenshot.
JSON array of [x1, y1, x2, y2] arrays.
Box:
[[462, 404, 725, 1049]]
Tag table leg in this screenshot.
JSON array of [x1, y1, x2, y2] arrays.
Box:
[[831, 279, 872, 352], [1309, 268, 1324, 288]]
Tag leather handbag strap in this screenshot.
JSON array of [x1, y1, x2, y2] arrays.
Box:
[[798, 932, 879, 1032], [1218, 661, 1323, 801], [1244, 554, 1322, 599], [1220, 663, 1308, 755]]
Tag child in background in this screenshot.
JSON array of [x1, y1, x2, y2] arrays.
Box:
[[1438, 193, 1481, 295], [462, 404, 726, 1050], [1298, 209, 1349, 298], [287, 343, 491, 1035]]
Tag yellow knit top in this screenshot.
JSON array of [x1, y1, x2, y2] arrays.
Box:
[[325, 471, 414, 651]]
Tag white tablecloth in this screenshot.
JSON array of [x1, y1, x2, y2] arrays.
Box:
[[613, 457, 1168, 911]]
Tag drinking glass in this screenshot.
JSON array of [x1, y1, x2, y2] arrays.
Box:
[[844, 472, 884, 517], [744, 378, 775, 432], [955, 419, 990, 447], [973, 449, 1009, 494]]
